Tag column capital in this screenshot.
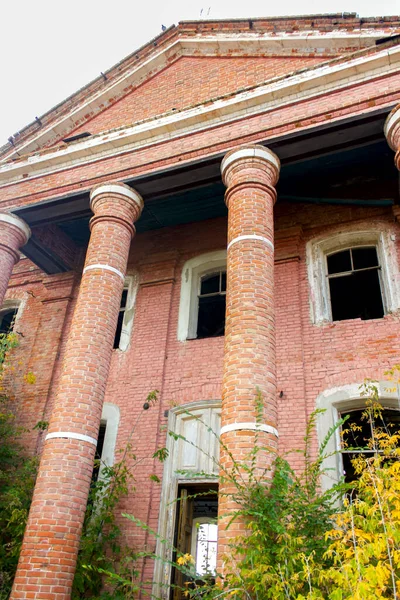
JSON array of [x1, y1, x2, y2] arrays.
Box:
[[221, 144, 280, 188], [384, 104, 400, 152], [0, 212, 31, 247], [89, 181, 143, 238]]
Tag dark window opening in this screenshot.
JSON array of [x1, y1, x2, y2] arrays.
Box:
[[340, 408, 400, 484], [0, 308, 18, 335], [113, 288, 129, 349], [197, 272, 226, 339], [171, 484, 218, 600], [327, 247, 384, 321], [91, 421, 107, 484]]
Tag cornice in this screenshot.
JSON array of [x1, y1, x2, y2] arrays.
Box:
[[1, 27, 399, 162], [0, 42, 399, 187]]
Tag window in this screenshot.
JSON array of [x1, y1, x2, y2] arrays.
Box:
[[340, 407, 400, 484], [307, 229, 400, 324], [197, 271, 226, 338], [153, 401, 221, 599], [113, 274, 138, 351], [178, 251, 227, 341], [327, 246, 384, 321], [316, 383, 400, 491], [0, 300, 21, 335], [0, 308, 18, 335], [92, 421, 107, 483], [191, 518, 218, 576]]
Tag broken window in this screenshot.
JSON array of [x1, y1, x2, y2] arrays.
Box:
[[0, 307, 19, 335], [113, 274, 138, 351], [196, 271, 226, 339], [327, 246, 384, 321], [91, 421, 107, 483], [113, 287, 129, 349], [340, 407, 400, 484]]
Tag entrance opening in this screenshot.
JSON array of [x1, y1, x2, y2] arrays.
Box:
[[171, 483, 218, 600]]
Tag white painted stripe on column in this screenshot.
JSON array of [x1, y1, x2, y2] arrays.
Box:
[[46, 431, 98, 446], [221, 146, 280, 176], [227, 234, 274, 251], [220, 422, 279, 437], [83, 263, 125, 281]]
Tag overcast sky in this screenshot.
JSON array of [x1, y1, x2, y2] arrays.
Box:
[[1, 0, 399, 148]]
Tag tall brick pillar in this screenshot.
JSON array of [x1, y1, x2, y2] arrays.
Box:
[[0, 213, 30, 305], [11, 182, 143, 600], [218, 145, 280, 567], [385, 104, 400, 171]]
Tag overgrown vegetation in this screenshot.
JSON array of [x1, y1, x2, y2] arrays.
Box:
[[1, 318, 400, 599], [163, 380, 400, 600]]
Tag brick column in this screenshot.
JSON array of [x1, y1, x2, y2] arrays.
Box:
[[385, 104, 400, 172], [0, 213, 30, 306], [11, 182, 143, 600], [218, 145, 280, 567]]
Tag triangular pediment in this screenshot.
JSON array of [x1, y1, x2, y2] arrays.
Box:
[[2, 14, 399, 163]]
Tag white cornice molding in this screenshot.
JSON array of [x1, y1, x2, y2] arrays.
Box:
[[0, 43, 399, 187], [1, 29, 398, 162]]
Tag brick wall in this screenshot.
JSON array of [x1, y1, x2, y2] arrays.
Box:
[[5, 201, 400, 584]]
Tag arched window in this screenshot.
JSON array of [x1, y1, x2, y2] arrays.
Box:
[[316, 383, 400, 490], [0, 300, 21, 335], [307, 229, 400, 324], [113, 273, 139, 351], [178, 251, 227, 341]]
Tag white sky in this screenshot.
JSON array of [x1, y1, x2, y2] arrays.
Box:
[[1, 0, 399, 147]]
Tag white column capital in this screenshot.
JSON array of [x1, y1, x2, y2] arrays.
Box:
[[90, 181, 144, 211], [221, 144, 280, 185], [384, 104, 400, 152], [0, 212, 31, 245]]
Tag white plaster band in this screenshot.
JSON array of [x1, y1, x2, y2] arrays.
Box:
[[46, 431, 98, 446], [221, 146, 280, 178], [0, 213, 31, 243], [220, 422, 279, 438], [83, 263, 125, 281], [90, 183, 144, 210], [228, 234, 274, 251]]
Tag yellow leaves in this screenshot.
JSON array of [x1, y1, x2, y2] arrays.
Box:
[[176, 553, 194, 566], [23, 372, 36, 385]]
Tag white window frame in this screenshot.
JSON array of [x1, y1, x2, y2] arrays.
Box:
[[316, 382, 400, 491], [177, 251, 227, 341], [306, 229, 400, 325], [0, 299, 23, 333], [97, 402, 120, 480], [115, 272, 139, 351], [190, 517, 218, 576], [152, 400, 221, 599]]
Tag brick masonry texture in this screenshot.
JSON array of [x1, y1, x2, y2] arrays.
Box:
[[217, 145, 280, 564], [10, 184, 142, 600], [1, 15, 400, 599]]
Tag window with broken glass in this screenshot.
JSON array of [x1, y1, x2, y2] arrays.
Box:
[[0, 308, 19, 335], [113, 287, 129, 349], [340, 407, 400, 484], [327, 246, 384, 321], [196, 271, 226, 339]]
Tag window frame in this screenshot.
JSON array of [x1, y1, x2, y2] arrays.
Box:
[[306, 229, 400, 325], [0, 299, 22, 335], [178, 250, 227, 341], [152, 400, 221, 599], [316, 383, 400, 491], [190, 516, 218, 577], [113, 273, 139, 351]]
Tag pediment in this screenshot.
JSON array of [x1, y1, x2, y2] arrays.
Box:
[[2, 15, 399, 163]]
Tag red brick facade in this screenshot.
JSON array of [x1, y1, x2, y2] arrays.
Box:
[[1, 14, 400, 599]]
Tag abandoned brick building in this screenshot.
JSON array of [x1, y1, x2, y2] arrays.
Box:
[[1, 13, 400, 599]]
